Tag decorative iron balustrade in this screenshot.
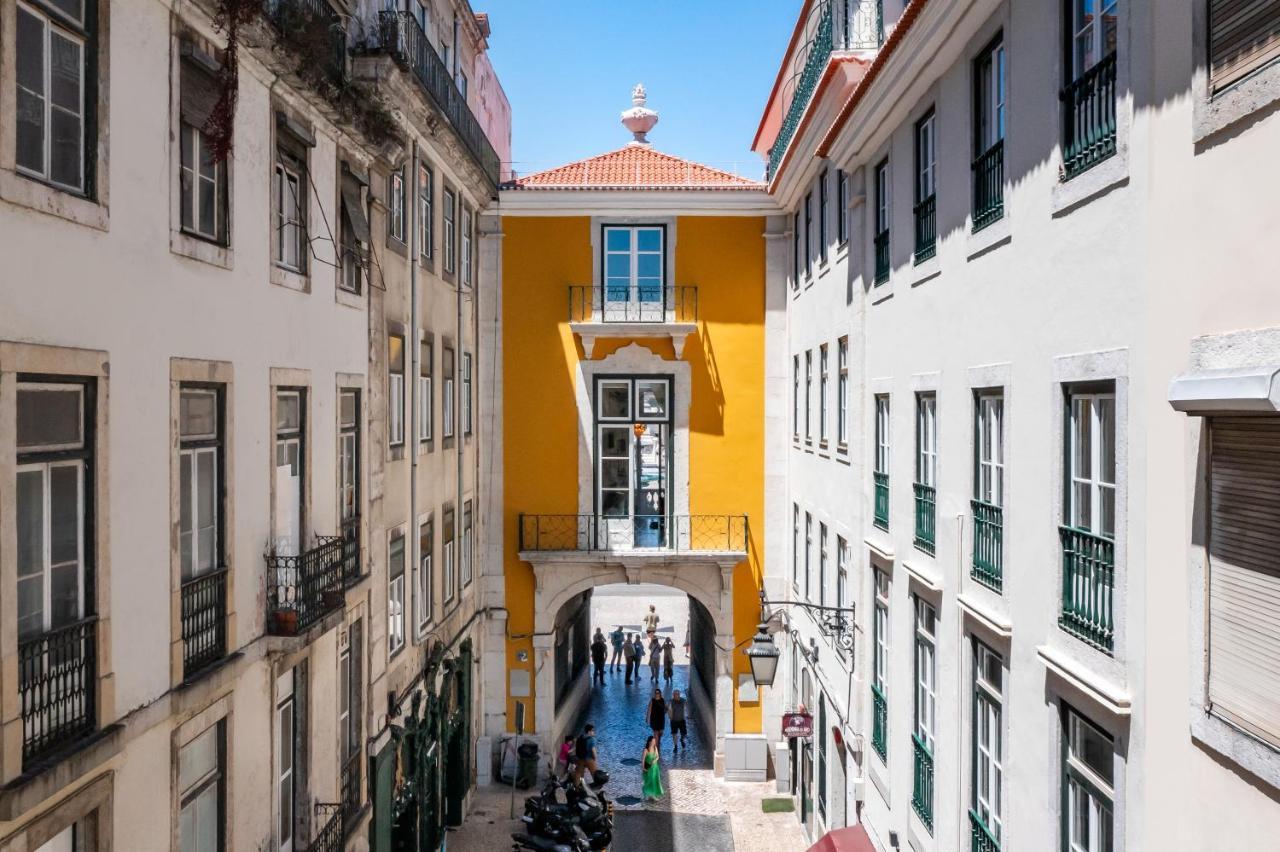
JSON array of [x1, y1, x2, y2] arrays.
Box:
[[518, 514, 748, 554], [181, 568, 228, 680], [871, 683, 888, 761], [912, 734, 935, 832], [263, 0, 347, 85], [568, 285, 698, 324], [766, 1, 884, 180], [873, 472, 890, 530], [913, 483, 936, 554], [19, 616, 97, 767], [309, 803, 344, 852], [1060, 53, 1117, 180], [971, 500, 1003, 592], [378, 11, 502, 186], [971, 139, 1004, 231], [340, 749, 362, 825], [1059, 525, 1115, 651], [266, 535, 349, 635], [874, 229, 891, 284], [970, 809, 1001, 852], [913, 194, 937, 263]]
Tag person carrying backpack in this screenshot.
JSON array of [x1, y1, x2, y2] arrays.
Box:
[[575, 723, 599, 783]]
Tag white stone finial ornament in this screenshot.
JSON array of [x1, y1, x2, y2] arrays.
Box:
[[620, 83, 659, 147]]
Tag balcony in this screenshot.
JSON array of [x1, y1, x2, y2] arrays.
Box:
[[767, 0, 883, 180], [1060, 53, 1117, 180], [309, 803, 344, 852], [971, 139, 1004, 232], [873, 472, 889, 530], [911, 733, 934, 832], [19, 617, 97, 768], [913, 483, 935, 554], [873, 229, 890, 285], [970, 809, 1000, 852], [971, 500, 1003, 592], [181, 568, 229, 680], [870, 683, 887, 761], [266, 519, 361, 637], [1059, 525, 1115, 652], [377, 11, 502, 186], [262, 0, 348, 85], [913, 195, 937, 263], [340, 749, 362, 825], [567, 285, 699, 358], [519, 514, 747, 555]]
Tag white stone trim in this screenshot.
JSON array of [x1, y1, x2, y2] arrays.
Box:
[[957, 592, 1012, 639], [1036, 644, 1131, 717]]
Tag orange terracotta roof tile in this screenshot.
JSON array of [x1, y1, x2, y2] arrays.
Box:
[[503, 145, 763, 191]]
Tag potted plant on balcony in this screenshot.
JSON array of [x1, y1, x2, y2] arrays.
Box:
[[272, 608, 299, 636], [322, 586, 345, 610]]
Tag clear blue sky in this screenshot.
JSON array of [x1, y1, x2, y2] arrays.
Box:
[[478, 1, 801, 180]]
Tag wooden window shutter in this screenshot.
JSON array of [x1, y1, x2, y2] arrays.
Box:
[[179, 47, 221, 130], [1208, 417, 1280, 748], [1209, 0, 1280, 93]]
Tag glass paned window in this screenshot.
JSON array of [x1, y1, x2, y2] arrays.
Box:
[[276, 671, 295, 852], [419, 340, 433, 442], [917, 112, 937, 202], [873, 569, 890, 691], [417, 516, 433, 631], [792, 504, 800, 590], [179, 722, 224, 852], [976, 37, 1007, 150], [388, 335, 405, 446], [1068, 390, 1116, 537], [443, 189, 456, 272], [603, 226, 664, 307], [443, 346, 454, 438], [462, 206, 473, 286], [388, 168, 405, 242], [15, 3, 86, 193], [875, 395, 891, 474], [273, 390, 304, 557], [1064, 707, 1114, 852], [274, 154, 306, 271], [443, 508, 455, 603], [180, 388, 221, 579], [803, 192, 814, 277], [388, 530, 405, 655], [804, 513, 813, 600], [818, 170, 829, 262], [819, 345, 829, 443], [462, 500, 473, 586], [419, 163, 433, 258], [976, 393, 1004, 505], [916, 393, 937, 487], [1072, 0, 1120, 78], [463, 352, 473, 435], [837, 169, 849, 244], [338, 390, 359, 523], [181, 124, 224, 242], [876, 160, 890, 234], [805, 351, 813, 441], [793, 355, 800, 438], [914, 597, 937, 751], [818, 523, 828, 607], [837, 338, 849, 445], [972, 642, 1003, 841]]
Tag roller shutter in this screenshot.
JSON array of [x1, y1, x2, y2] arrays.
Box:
[[1208, 416, 1280, 747], [1209, 0, 1280, 93]]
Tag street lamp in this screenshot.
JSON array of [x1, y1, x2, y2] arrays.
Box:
[[744, 623, 780, 687]]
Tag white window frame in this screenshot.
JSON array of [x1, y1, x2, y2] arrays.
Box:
[[837, 168, 849, 245], [387, 530, 405, 656], [461, 206, 473, 286], [873, 569, 890, 693], [1068, 390, 1116, 537], [976, 392, 1004, 506], [180, 123, 223, 242], [15, 1, 86, 193], [418, 163, 433, 258], [818, 522, 828, 608], [443, 523, 456, 605], [1064, 706, 1115, 852], [876, 160, 891, 236], [275, 670, 296, 852], [972, 641, 1004, 843], [818, 169, 829, 263], [804, 512, 813, 601], [418, 341, 433, 443], [274, 157, 305, 272], [1071, 0, 1119, 80], [793, 355, 800, 438], [417, 516, 433, 632], [179, 388, 220, 580], [976, 36, 1008, 151], [916, 393, 937, 487], [389, 169, 405, 242], [916, 111, 937, 202], [805, 350, 813, 441], [837, 338, 849, 446], [179, 721, 224, 852], [443, 347, 455, 439], [338, 390, 358, 523], [443, 189, 456, 273], [914, 597, 937, 753], [463, 352, 473, 436], [792, 504, 800, 591], [461, 501, 473, 587], [388, 335, 405, 447], [819, 344, 829, 444], [875, 395, 891, 475]]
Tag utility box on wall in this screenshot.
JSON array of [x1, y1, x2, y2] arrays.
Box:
[[774, 740, 790, 793], [724, 733, 768, 782]]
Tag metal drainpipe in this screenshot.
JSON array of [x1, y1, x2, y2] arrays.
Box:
[[456, 195, 464, 611], [409, 142, 420, 609], [956, 511, 966, 852]]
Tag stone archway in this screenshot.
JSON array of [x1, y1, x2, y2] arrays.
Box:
[[526, 554, 738, 763]]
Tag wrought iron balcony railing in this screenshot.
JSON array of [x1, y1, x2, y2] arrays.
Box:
[[970, 809, 1001, 852], [913, 483, 936, 554], [182, 568, 229, 680], [912, 733, 934, 832], [873, 472, 889, 530], [1059, 525, 1115, 651], [19, 616, 97, 768], [1060, 53, 1117, 180], [378, 11, 501, 186], [263, 0, 347, 85], [913, 194, 937, 263], [266, 519, 361, 636], [871, 683, 887, 761], [518, 514, 748, 554], [568, 285, 698, 324], [309, 803, 344, 852], [873, 229, 890, 284], [766, 0, 884, 180], [340, 749, 362, 825], [971, 500, 1003, 592], [971, 139, 1004, 231]]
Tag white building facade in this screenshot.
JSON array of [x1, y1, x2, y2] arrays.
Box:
[[762, 1, 1280, 850]]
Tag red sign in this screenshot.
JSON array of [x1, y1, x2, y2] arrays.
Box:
[[783, 711, 813, 739]]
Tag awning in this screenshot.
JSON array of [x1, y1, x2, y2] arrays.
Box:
[[807, 825, 875, 852], [341, 180, 371, 245], [1167, 366, 1280, 414]]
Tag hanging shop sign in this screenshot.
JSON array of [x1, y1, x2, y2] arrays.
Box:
[[782, 710, 813, 739]]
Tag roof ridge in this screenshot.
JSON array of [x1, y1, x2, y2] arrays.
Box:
[[503, 145, 763, 191]]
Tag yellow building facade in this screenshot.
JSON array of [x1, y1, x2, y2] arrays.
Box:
[[494, 132, 779, 773]]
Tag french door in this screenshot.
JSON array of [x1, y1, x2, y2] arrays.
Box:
[[595, 377, 671, 548]]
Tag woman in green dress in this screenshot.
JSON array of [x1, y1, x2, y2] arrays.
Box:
[[641, 735, 664, 801]]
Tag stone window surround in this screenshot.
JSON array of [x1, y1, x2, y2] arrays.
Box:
[[575, 342, 691, 520], [1048, 347, 1129, 679], [0, 341, 116, 786], [269, 368, 313, 555], [588, 215, 677, 295], [169, 695, 231, 852], [333, 152, 371, 312], [1047, 688, 1130, 852], [0, 0, 112, 231], [1181, 327, 1280, 789], [169, 358, 237, 689], [335, 372, 366, 547], [1191, 2, 1280, 143], [168, 26, 233, 271], [0, 771, 113, 852]]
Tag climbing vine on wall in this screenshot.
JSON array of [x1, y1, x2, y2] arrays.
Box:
[[205, 0, 258, 163]]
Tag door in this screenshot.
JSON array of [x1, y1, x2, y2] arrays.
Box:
[[602, 226, 665, 322], [274, 390, 304, 557], [595, 378, 671, 549]]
